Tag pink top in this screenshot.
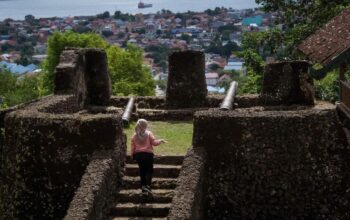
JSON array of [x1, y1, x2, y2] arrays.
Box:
[[131, 131, 162, 155]]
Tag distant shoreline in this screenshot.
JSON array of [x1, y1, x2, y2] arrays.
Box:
[[1, 7, 259, 22], [0, 0, 259, 21]]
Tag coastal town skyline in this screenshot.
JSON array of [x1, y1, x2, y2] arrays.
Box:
[[0, 5, 270, 97]]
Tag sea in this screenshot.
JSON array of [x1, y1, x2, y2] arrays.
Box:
[[0, 0, 258, 21]]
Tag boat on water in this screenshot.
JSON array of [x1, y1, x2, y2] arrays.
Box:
[[138, 0, 152, 9]]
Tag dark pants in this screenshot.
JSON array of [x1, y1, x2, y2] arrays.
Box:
[[134, 152, 154, 187]]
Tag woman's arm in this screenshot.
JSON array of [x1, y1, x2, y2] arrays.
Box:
[[149, 131, 165, 146]]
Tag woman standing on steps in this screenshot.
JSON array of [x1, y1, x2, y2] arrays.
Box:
[[131, 119, 166, 196]]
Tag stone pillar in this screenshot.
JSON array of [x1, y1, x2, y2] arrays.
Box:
[[54, 50, 81, 95], [76, 49, 112, 107], [260, 61, 315, 105], [54, 48, 112, 107], [166, 51, 207, 108]]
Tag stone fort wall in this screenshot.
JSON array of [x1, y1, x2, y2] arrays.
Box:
[[0, 48, 125, 219], [169, 61, 349, 219], [191, 104, 350, 219], [0, 95, 125, 219], [1, 49, 349, 220]]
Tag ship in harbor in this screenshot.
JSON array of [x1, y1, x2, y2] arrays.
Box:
[[138, 0, 152, 8]]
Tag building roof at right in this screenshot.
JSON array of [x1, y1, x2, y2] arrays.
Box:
[[298, 8, 350, 67]]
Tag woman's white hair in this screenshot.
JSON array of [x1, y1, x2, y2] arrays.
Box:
[[135, 119, 149, 144], [136, 119, 148, 129]]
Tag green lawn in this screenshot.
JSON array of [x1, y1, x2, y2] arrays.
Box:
[[124, 121, 193, 156]]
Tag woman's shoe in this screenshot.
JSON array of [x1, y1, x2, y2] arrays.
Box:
[[145, 185, 152, 194], [141, 186, 148, 196]]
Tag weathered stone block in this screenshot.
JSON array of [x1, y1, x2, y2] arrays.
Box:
[[76, 49, 112, 107], [168, 148, 207, 220], [166, 51, 208, 108], [260, 61, 315, 105], [54, 50, 81, 95], [54, 48, 112, 107], [0, 96, 123, 220], [193, 104, 350, 219]]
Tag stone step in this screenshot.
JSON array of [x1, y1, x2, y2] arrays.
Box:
[[126, 155, 184, 166], [108, 217, 166, 220], [110, 203, 170, 217], [125, 164, 181, 178], [122, 176, 177, 190], [117, 189, 174, 203]]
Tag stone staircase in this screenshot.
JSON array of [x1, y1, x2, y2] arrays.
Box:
[[108, 155, 184, 220]]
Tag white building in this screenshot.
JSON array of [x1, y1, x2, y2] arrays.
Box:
[[205, 72, 219, 86], [224, 60, 246, 75]]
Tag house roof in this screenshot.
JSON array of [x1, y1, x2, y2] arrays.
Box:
[[242, 15, 263, 26], [207, 86, 225, 94], [224, 66, 242, 71], [0, 61, 38, 75], [224, 61, 244, 71], [205, 73, 219, 79], [298, 8, 350, 68]]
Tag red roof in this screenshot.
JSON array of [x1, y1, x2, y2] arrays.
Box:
[[298, 8, 350, 67]]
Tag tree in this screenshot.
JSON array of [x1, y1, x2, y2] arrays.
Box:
[[107, 44, 155, 96], [314, 69, 339, 102], [10, 75, 41, 106], [204, 7, 224, 16], [222, 41, 240, 57], [117, 32, 126, 39], [0, 22, 9, 35], [18, 41, 34, 65], [255, 0, 349, 56], [43, 32, 109, 93], [156, 29, 162, 36], [238, 70, 263, 94], [236, 49, 265, 76], [114, 11, 135, 21], [24, 14, 35, 25], [135, 28, 146, 35], [97, 11, 110, 19], [175, 13, 184, 20], [254, 0, 350, 100], [43, 32, 155, 96], [114, 11, 122, 19], [0, 69, 42, 108], [161, 9, 173, 14], [240, 29, 286, 61], [209, 63, 220, 71], [180, 34, 191, 44], [157, 79, 167, 91], [256, 0, 348, 28], [218, 25, 238, 33], [206, 36, 240, 58], [221, 30, 231, 41], [0, 69, 16, 96], [233, 46, 265, 94], [145, 45, 180, 72]]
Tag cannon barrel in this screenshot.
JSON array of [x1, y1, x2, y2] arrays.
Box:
[[122, 97, 135, 127], [220, 81, 238, 111]]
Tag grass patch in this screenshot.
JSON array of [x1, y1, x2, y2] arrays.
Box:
[[124, 120, 193, 156]]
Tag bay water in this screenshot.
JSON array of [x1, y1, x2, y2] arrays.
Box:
[[0, 0, 258, 20]]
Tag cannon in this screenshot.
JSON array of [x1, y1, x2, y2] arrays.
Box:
[[220, 81, 238, 111], [122, 97, 135, 128]]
